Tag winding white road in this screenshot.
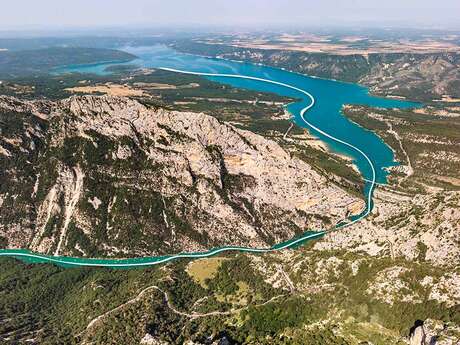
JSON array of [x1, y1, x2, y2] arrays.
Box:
[[0, 68, 377, 267]]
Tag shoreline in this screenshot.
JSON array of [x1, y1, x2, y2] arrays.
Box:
[[0, 48, 415, 268]]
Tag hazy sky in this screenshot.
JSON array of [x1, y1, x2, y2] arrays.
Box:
[[1, 0, 459, 30]]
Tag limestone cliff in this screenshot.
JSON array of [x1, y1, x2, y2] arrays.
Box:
[[0, 95, 362, 257]]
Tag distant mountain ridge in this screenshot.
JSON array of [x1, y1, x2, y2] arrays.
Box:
[[172, 41, 460, 102]]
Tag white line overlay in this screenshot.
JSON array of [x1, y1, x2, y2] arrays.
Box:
[[0, 232, 324, 268], [0, 68, 377, 268], [160, 68, 376, 228]]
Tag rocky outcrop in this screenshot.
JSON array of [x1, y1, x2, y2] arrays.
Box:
[[410, 325, 426, 345], [314, 189, 460, 268], [0, 95, 361, 257], [410, 319, 460, 345], [139, 334, 169, 345]]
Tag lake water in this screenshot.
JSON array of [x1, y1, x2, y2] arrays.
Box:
[[57, 45, 419, 188], [0, 45, 421, 267]]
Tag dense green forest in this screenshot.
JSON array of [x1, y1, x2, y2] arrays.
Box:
[[0, 250, 458, 344]]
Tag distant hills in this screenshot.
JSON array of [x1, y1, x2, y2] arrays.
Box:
[[0, 47, 136, 78]]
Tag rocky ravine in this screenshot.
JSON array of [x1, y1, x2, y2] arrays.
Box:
[[0, 95, 362, 257]]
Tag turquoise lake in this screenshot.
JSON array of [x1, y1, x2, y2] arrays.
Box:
[[57, 45, 419, 187], [0, 45, 422, 267]]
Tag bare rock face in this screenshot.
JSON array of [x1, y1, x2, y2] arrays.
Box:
[[140, 334, 169, 345], [0, 95, 361, 257], [314, 188, 460, 268], [409, 319, 460, 345], [409, 323, 426, 345]]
